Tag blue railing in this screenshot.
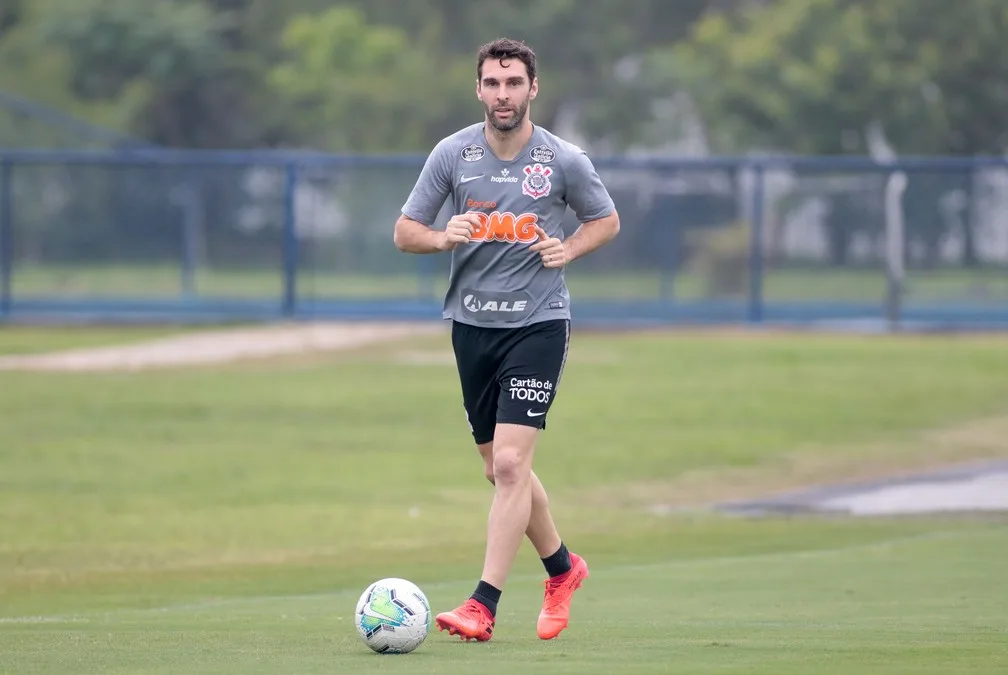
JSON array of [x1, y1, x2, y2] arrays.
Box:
[[1, 149, 1007, 329]]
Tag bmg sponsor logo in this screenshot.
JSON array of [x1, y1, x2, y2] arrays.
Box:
[[508, 377, 553, 404], [465, 210, 538, 243]]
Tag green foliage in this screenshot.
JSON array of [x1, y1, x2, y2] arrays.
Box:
[[0, 0, 297, 147], [40, 0, 226, 99], [667, 0, 1008, 155], [269, 6, 459, 152], [900, 0, 1008, 153], [0, 0, 21, 38], [0, 0, 1006, 153], [0, 0, 135, 147]]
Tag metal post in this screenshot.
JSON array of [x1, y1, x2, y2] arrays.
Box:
[[883, 169, 907, 331], [747, 163, 765, 324], [0, 159, 12, 320], [282, 163, 299, 317], [176, 180, 200, 300]]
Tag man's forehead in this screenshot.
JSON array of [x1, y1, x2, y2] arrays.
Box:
[[481, 59, 528, 80]]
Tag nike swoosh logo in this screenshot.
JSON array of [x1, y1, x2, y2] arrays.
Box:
[[527, 410, 546, 417], [460, 174, 483, 183]]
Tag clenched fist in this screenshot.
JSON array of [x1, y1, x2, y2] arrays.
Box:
[[438, 213, 481, 251], [529, 226, 567, 268]]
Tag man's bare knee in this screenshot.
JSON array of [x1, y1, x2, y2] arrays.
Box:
[[492, 448, 530, 488], [490, 423, 538, 487]]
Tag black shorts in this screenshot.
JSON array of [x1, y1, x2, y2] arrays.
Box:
[[451, 318, 571, 445]]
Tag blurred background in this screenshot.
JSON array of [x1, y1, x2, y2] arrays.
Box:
[[2, 4, 1008, 671], [0, 0, 1007, 329]]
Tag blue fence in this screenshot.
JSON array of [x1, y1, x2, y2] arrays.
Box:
[[1, 149, 1007, 329]]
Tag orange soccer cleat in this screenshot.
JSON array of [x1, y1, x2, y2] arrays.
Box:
[[434, 598, 495, 642], [537, 552, 589, 639]]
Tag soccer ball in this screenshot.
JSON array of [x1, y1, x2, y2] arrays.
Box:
[[354, 577, 431, 654]]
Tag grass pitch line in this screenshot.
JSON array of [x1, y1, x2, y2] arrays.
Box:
[[0, 527, 978, 625], [0, 322, 446, 372]]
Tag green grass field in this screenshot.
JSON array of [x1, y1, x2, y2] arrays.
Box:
[[1, 326, 1007, 674], [9, 263, 1008, 302]]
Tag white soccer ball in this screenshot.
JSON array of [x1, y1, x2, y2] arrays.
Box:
[[354, 577, 431, 654]]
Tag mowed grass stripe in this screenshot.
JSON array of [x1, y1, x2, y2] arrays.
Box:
[[0, 526, 982, 623], [2, 526, 1005, 675]]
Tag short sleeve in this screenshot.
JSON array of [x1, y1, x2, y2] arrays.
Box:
[[401, 138, 455, 226], [563, 151, 615, 223]]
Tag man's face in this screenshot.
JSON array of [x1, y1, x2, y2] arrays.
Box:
[[477, 58, 538, 132]]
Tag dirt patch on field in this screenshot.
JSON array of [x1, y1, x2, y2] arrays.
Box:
[[0, 322, 447, 372]]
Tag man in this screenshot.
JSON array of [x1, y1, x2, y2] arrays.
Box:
[[393, 37, 620, 642]]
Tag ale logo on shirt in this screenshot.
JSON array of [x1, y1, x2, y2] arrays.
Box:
[[466, 210, 539, 244]]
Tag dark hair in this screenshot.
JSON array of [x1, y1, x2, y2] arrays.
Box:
[[477, 38, 537, 83]]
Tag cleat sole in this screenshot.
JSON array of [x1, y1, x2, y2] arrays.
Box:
[[435, 618, 491, 642]]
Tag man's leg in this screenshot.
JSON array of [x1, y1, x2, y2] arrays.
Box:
[[435, 424, 544, 642], [435, 321, 504, 641], [437, 319, 585, 641], [485, 319, 587, 640], [477, 441, 562, 558], [476, 422, 539, 590]]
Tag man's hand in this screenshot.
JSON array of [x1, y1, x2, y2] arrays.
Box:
[[438, 213, 481, 251], [530, 226, 566, 268]]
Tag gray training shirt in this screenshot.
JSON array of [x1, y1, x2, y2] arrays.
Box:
[[401, 122, 615, 328]]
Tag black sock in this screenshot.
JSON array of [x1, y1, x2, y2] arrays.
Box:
[[541, 541, 572, 578], [470, 580, 502, 617]]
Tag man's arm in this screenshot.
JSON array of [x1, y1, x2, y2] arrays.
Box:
[[394, 213, 479, 254], [394, 136, 455, 253], [393, 215, 447, 254], [560, 147, 620, 264], [562, 210, 620, 263]]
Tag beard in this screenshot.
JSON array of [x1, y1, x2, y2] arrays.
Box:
[[485, 96, 529, 132]]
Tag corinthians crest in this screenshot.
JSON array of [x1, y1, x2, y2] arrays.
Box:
[[521, 163, 553, 200]]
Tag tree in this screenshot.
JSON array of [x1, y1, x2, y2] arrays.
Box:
[[269, 6, 469, 152], [36, 0, 294, 148], [664, 0, 1008, 156], [0, 0, 132, 147], [269, 0, 721, 151], [661, 0, 1008, 266]]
